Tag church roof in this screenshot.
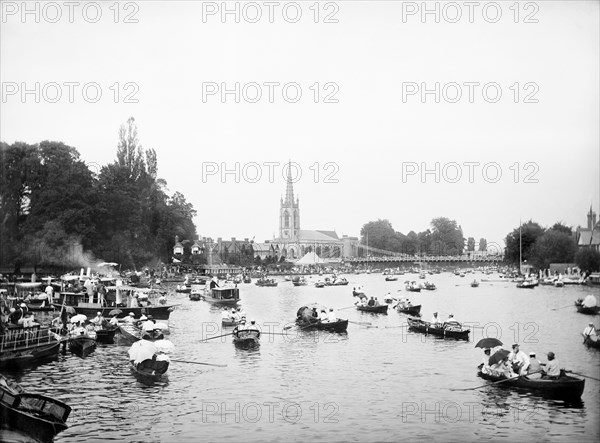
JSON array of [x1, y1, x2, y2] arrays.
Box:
[[298, 230, 341, 243], [253, 243, 273, 252]]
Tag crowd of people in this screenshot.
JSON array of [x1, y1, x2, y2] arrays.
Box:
[[480, 343, 563, 380]]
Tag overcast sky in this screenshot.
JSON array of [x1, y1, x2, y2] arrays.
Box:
[[2, 1, 599, 251]]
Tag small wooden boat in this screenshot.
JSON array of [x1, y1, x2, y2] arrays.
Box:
[[292, 278, 308, 286], [175, 286, 192, 294], [233, 329, 260, 348], [356, 305, 388, 314], [68, 335, 96, 357], [516, 280, 536, 289], [584, 336, 600, 349], [352, 289, 365, 297], [129, 359, 169, 383], [396, 304, 422, 316], [243, 276, 252, 284], [405, 284, 421, 293], [385, 276, 398, 281], [222, 318, 240, 328], [95, 327, 118, 344], [255, 278, 278, 287], [326, 278, 349, 286], [477, 370, 585, 400], [471, 280, 480, 288], [407, 318, 469, 340], [315, 282, 325, 288], [295, 319, 348, 333], [189, 290, 202, 301], [0, 374, 71, 442], [575, 300, 600, 315], [422, 282, 436, 290]]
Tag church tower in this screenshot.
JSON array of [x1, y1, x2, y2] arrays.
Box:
[[279, 163, 300, 241]]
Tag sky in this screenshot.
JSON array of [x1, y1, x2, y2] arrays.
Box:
[[1, 0, 599, 252]]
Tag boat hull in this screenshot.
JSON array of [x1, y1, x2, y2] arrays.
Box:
[[0, 396, 69, 442], [477, 371, 585, 400], [0, 341, 61, 370], [575, 302, 600, 315], [407, 319, 469, 340], [357, 305, 388, 314], [397, 305, 422, 316], [67, 305, 175, 320], [296, 319, 348, 333], [95, 328, 118, 344], [233, 330, 260, 348], [68, 336, 96, 357], [129, 360, 169, 383]]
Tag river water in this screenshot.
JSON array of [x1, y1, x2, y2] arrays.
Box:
[[2, 272, 600, 442]]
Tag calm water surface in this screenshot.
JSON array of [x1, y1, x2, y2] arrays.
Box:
[[2, 272, 600, 442]]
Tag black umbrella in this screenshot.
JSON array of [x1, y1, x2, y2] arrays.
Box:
[[475, 338, 503, 349], [488, 349, 510, 366], [108, 309, 123, 316]]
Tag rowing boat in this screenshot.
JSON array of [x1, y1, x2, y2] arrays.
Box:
[[95, 327, 118, 344], [129, 359, 169, 383], [295, 319, 348, 333], [574, 300, 600, 315], [407, 318, 469, 340], [477, 370, 585, 400], [222, 319, 240, 328], [356, 305, 388, 314], [396, 304, 422, 316], [119, 323, 164, 343], [0, 374, 71, 442], [583, 336, 600, 349], [233, 329, 260, 348], [68, 335, 96, 357]]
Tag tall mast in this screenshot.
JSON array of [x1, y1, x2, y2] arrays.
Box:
[[519, 219, 522, 275]]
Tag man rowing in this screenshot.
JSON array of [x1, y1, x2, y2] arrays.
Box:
[[582, 322, 598, 343], [521, 352, 542, 379], [543, 351, 561, 379], [508, 344, 529, 374]]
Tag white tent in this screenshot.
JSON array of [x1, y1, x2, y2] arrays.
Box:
[[296, 251, 325, 265]]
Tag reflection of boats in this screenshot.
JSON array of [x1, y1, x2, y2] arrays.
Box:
[[0, 374, 71, 442], [396, 304, 422, 316], [407, 318, 469, 340], [477, 370, 585, 400], [0, 325, 62, 370], [68, 335, 96, 357], [356, 305, 388, 314], [233, 329, 260, 348], [201, 286, 240, 305], [255, 278, 278, 287]]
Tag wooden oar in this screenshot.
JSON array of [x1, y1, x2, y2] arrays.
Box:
[[199, 332, 235, 342], [449, 371, 543, 391], [347, 320, 372, 326], [551, 304, 574, 311], [565, 370, 600, 382], [171, 359, 227, 367], [338, 305, 359, 311]]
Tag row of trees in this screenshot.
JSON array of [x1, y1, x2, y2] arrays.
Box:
[[504, 221, 600, 272], [360, 218, 484, 257], [0, 117, 197, 271]]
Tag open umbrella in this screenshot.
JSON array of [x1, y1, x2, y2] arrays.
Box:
[[108, 309, 123, 316], [153, 340, 174, 353], [488, 349, 510, 366], [475, 338, 503, 349], [64, 306, 76, 315], [70, 314, 87, 323], [128, 340, 157, 364]]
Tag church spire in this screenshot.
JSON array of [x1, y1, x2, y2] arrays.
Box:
[[284, 160, 294, 205]]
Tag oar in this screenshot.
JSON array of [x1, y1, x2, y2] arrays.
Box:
[[199, 332, 235, 342], [171, 359, 227, 367], [338, 305, 359, 311], [551, 304, 574, 311], [565, 370, 600, 382], [347, 320, 372, 326], [450, 371, 543, 391]]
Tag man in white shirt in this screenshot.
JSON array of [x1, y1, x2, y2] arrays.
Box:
[[327, 308, 337, 323], [582, 322, 597, 341], [430, 312, 442, 325], [509, 344, 529, 374], [124, 312, 135, 324], [543, 351, 561, 378], [319, 310, 328, 322], [222, 309, 232, 321]]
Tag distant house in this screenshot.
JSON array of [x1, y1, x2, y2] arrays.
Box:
[[576, 206, 600, 252], [191, 240, 202, 255], [173, 236, 184, 255], [253, 243, 276, 260]]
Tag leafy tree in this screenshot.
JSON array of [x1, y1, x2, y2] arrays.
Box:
[[430, 217, 464, 255], [530, 230, 577, 269], [504, 221, 545, 265], [467, 237, 475, 252], [575, 248, 600, 273], [478, 238, 487, 251], [550, 222, 573, 236]]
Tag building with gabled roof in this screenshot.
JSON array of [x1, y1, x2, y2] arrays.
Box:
[[576, 206, 600, 252]]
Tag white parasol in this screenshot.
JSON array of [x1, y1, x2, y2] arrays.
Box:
[[128, 340, 157, 364], [153, 340, 174, 353], [70, 314, 87, 323]]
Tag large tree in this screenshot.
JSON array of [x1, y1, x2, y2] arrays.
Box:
[[575, 248, 600, 273], [530, 230, 577, 269], [429, 217, 464, 255], [504, 220, 545, 265]]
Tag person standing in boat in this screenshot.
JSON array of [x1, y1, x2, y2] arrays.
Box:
[[92, 312, 104, 326], [543, 352, 561, 379], [582, 322, 598, 342], [327, 308, 337, 323]]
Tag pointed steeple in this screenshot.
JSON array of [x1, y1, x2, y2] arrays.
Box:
[[284, 160, 294, 205]]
